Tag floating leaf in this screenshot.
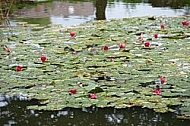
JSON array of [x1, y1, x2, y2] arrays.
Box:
[[0, 16, 190, 118]]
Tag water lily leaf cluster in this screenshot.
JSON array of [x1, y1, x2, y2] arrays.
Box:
[[0, 16, 189, 119]]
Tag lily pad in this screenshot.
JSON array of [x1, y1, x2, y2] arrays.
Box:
[[0, 16, 190, 119]]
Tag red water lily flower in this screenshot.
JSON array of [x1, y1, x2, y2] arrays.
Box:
[[144, 42, 150, 47], [160, 76, 166, 84], [155, 89, 161, 95], [103, 46, 109, 51], [89, 93, 97, 99], [154, 33, 158, 38], [70, 32, 76, 37], [154, 85, 161, 95], [119, 43, 125, 48], [16, 66, 22, 72], [160, 24, 164, 29], [40, 56, 47, 62], [69, 89, 77, 94], [182, 21, 189, 26]]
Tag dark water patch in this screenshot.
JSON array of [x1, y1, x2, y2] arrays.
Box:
[[139, 81, 156, 87], [0, 95, 190, 126], [137, 69, 152, 72]]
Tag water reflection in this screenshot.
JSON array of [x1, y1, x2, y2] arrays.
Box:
[[14, 1, 94, 26], [12, 0, 190, 27], [0, 95, 190, 126], [95, 0, 107, 20], [148, 0, 189, 9]]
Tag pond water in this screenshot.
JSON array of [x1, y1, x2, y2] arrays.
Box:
[[12, 0, 190, 27], [1, 0, 190, 125], [0, 95, 190, 126]]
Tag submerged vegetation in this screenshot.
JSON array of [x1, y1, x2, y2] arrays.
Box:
[[0, 15, 190, 120]]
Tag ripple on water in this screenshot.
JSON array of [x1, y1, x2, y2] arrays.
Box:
[[0, 101, 8, 107], [0, 95, 8, 107]]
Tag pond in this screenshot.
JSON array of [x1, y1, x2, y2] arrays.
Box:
[[0, 95, 190, 126], [1, 0, 190, 125], [11, 0, 190, 27]]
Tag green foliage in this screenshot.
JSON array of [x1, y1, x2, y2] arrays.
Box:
[[0, 16, 190, 119]]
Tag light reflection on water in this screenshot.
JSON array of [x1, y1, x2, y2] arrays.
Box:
[[0, 95, 190, 126], [50, 15, 94, 27], [106, 2, 184, 19], [13, 1, 189, 27]]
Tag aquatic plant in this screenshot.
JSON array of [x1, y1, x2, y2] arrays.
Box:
[[0, 16, 189, 120]]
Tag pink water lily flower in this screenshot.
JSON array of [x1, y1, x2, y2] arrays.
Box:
[[119, 43, 125, 48], [160, 76, 166, 84], [89, 93, 97, 99], [155, 89, 161, 95], [154, 85, 161, 95]]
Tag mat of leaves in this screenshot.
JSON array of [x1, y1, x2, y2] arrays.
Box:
[[0, 16, 189, 119]]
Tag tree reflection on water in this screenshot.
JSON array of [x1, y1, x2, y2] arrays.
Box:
[[148, 0, 190, 9], [94, 0, 190, 20], [6, 0, 190, 26], [95, 0, 107, 20]]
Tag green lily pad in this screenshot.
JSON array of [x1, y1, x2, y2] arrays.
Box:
[[0, 16, 190, 118]]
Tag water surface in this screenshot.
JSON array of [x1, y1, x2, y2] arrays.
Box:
[[1, 96, 190, 126], [1, 0, 190, 125], [12, 0, 190, 27]]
